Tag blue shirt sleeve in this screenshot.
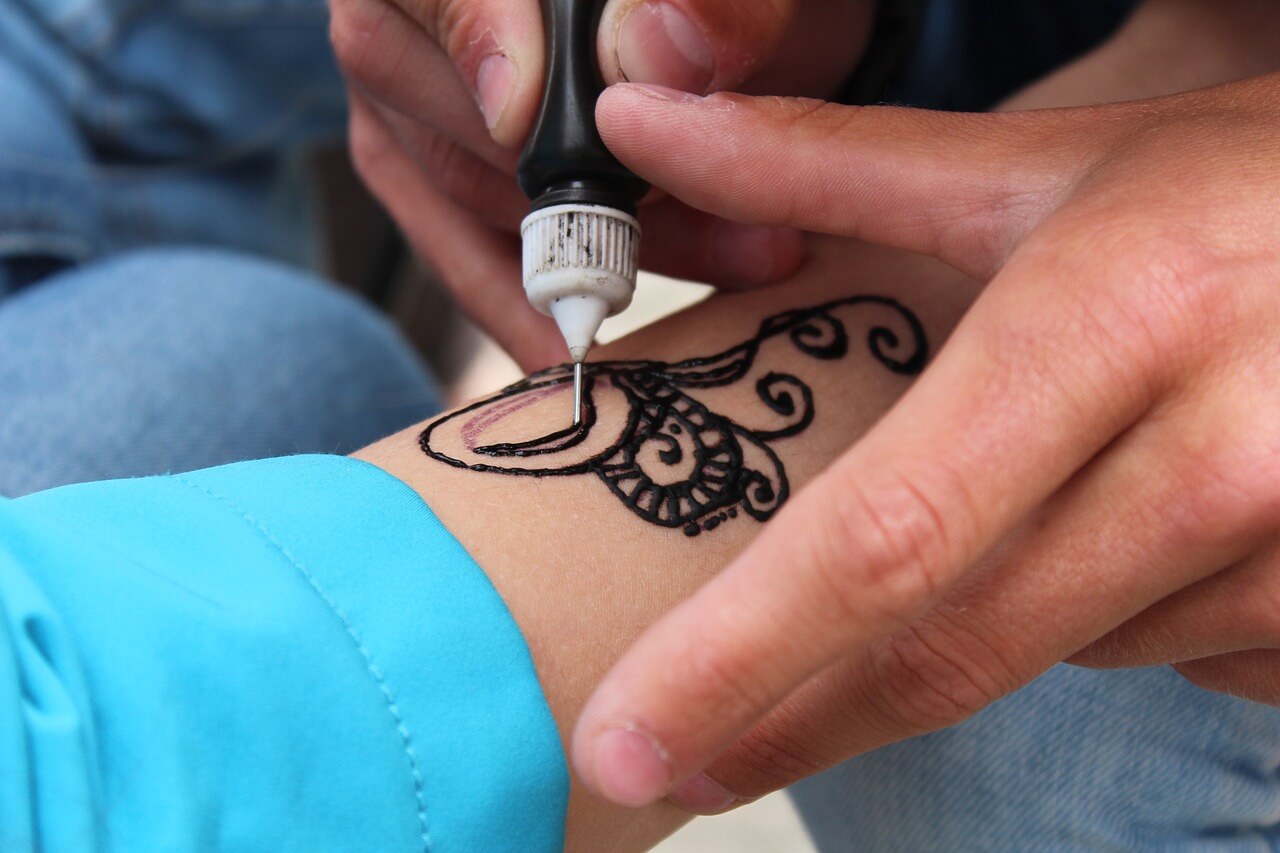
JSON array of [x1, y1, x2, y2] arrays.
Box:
[[0, 455, 568, 852]]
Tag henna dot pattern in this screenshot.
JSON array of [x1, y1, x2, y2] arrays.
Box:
[[420, 297, 927, 536]]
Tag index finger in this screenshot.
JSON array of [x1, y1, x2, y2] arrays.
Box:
[[571, 245, 1164, 808]]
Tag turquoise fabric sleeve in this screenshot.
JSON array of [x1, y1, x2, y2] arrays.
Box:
[[0, 455, 568, 852]]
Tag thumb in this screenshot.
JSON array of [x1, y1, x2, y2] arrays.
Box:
[[597, 83, 1093, 280], [329, 0, 545, 148], [598, 0, 799, 93]]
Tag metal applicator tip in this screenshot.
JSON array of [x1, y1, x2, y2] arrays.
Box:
[[572, 360, 584, 426]]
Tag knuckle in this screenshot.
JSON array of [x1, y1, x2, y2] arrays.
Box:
[[1105, 225, 1227, 360], [676, 627, 771, 726], [803, 490, 925, 626], [968, 301, 1114, 442], [1003, 220, 1228, 414], [806, 467, 975, 626], [1067, 219, 1224, 369], [431, 0, 493, 72], [869, 621, 1006, 732], [1064, 286, 1167, 406]]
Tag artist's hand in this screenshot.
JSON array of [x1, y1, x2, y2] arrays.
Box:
[[572, 74, 1280, 813], [330, 0, 872, 368]]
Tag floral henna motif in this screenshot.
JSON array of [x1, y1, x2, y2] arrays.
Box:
[[420, 296, 927, 536]]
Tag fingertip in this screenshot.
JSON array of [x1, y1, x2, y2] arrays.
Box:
[[575, 724, 674, 809], [599, 81, 702, 112], [597, 83, 704, 154]]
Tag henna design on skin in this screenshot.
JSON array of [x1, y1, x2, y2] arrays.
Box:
[[421, 297, 927, 536]]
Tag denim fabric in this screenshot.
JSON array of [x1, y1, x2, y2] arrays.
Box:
[[0, 0, 435, 496], [0, 248, 439, 497], [0, 0, 345, 274], [792, 664, 1280, 850]]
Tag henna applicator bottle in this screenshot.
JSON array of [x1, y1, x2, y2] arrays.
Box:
[[517, 0, 649, 423]]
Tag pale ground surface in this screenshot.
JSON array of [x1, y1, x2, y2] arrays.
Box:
[[655, 791, 817, 853], [449, 274, 819, 852]]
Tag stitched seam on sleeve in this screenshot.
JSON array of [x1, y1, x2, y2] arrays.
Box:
[[173, 475, 431, 852]]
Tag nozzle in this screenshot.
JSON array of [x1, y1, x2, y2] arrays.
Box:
[[521, 202, 639, 368], [521, 204, 638, 428], [515, 0, 647, 428], [572, 361, 584, 426], [521, 204, 640, 326], [552, 295, 604, 428], [550, 293, 609, 364]]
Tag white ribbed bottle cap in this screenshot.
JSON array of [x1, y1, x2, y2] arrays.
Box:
[[520, 203, 641, 320]]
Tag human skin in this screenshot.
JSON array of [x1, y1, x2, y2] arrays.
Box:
[[569, 0, 1280, 815], [329, 0, 873, 367], [357, 239, 978, 851]]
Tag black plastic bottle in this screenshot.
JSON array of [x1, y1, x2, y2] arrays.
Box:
[[516, 0, 649, 363]]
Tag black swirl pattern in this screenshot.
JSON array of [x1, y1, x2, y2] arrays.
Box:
[[420, 296, 927, 536]]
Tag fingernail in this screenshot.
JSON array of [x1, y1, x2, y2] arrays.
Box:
[[713, 224, 804, 288], [592, 726, 673, 807], [667, 772, 739, 815], [475, 53, 514, 130], [617, 3, 714, 93]]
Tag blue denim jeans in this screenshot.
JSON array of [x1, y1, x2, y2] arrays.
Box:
[[0, 0, 347, 274], [0, 0, 439, 496], [0, 247, 438, 496], [792, 665, 1280, 849]]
